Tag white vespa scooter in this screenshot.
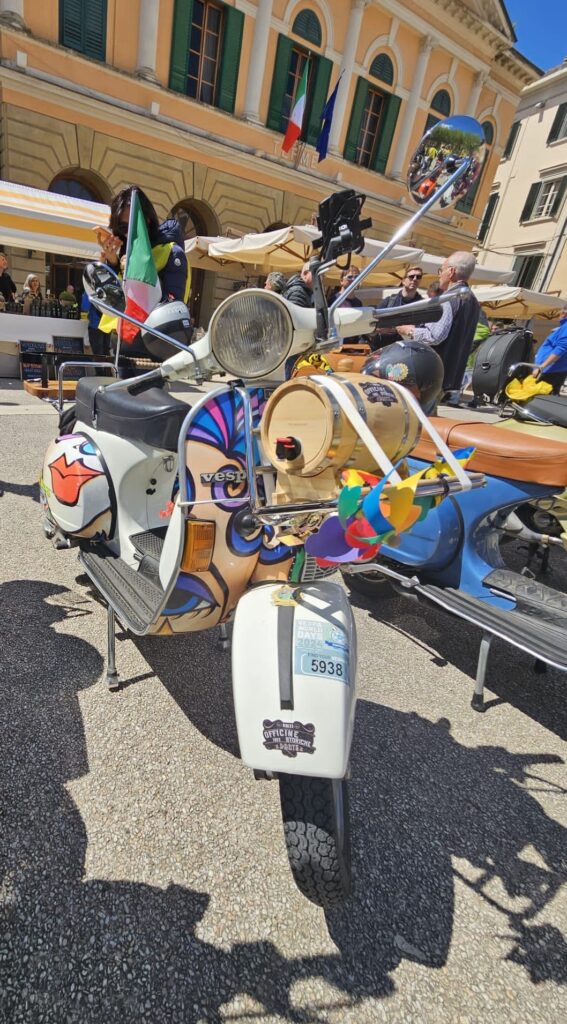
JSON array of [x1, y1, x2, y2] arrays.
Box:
[[40, 116, 485, 907]]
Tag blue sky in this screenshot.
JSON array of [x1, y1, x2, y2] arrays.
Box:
[[504, 0, 567, 71]]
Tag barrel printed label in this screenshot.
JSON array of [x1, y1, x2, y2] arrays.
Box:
[[359, 381, 398, 406]]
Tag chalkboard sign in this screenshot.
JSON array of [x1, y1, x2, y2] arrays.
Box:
[[19, 340, 48, 355], [52, 336, 84, 354]]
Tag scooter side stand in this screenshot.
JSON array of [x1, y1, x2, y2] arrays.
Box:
[[471, 632, 493, 712], [106, 604, 121, 692]]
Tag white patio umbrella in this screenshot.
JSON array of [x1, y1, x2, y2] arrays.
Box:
[[185, 235, 246, 277], [472, 285, 567, 320], [0, 179, 108, 259], [416, 254, 515, 286], [208, 225, 424, 284]]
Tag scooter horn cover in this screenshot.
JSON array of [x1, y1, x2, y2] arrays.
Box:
[[362, 340, 444, 414]]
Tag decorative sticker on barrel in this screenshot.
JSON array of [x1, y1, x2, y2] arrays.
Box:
[[359, 381, 398, 406], [262, 719, 316, 758], [293, 619, 349, 683]]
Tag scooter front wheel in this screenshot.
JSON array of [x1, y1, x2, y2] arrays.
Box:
[[279, 775, 351, 908], [341, 569, 389, 600]]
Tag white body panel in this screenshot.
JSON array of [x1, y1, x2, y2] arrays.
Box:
[[232, 581, 357, 778], [74, 422, 179, 565]]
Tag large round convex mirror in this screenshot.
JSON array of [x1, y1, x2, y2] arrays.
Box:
[[407, 116, 486, 209], [83, 261, 126, 312]]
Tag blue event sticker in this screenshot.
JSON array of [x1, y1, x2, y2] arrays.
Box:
[[294, 619, 349, 683]]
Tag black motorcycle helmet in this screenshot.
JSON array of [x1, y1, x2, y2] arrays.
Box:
[[362, 340, 444, 414]]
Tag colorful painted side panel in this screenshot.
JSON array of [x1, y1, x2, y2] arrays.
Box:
[[40, 433, 112, 540], [152, 389, 294, 635]]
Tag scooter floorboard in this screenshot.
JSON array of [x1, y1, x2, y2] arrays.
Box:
[[81, 545, 164, 634], [419, 580, 567, 672]]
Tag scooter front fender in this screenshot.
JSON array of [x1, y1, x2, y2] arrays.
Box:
[[232, 581, 357, 778]]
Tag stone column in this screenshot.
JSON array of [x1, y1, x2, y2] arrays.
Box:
[[135, 0, 160, 82], [466, 70, 488, 118], [243, 0, 274, 123], [328, 0, 369, 155], [0, 0, 26, 29], [390, 35, 434, 180]]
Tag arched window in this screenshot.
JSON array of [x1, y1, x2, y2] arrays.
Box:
[[431, 89, 451, 116], [482, 120, 494, 146], [369, 53, 394, 87], [170, 199, 220, 327], [292, 9, 322, 47], [49, 177, 102, 203], [47, 174, 108, 298], [424, 89, 452, 134]]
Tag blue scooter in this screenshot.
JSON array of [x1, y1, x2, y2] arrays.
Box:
[[343, 414, 567, 710]]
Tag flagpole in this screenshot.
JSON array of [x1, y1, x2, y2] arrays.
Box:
[[115, 188, 137, 366]]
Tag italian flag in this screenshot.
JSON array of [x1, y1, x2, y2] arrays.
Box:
[[282, 61, 309, 153], [121, 190, 161, 343]]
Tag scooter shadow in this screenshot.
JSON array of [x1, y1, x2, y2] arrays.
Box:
[[135, 628, 240, 758], [347, 583, 567, 741]]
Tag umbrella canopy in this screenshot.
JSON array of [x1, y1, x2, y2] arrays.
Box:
[[0, 179, 108, 259], [472, 285, 567, 320], [208, 225, 424, 283], [415, 254, 515, 286], [185, 235, 246, 277]]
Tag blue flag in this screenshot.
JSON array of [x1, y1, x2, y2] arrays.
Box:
[[316, 74, 343, 163]]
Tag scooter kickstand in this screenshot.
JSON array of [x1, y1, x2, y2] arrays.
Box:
[[218, 622, 231, 651], [106, 605, 120, 692], [471, 632, 493, 712]]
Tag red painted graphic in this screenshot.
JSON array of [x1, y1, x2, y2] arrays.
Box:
[[50, 454, 104, 506]]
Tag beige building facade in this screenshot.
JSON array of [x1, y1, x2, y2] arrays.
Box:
[[0, 0, 537, 324], [477, 60, 567, 298]]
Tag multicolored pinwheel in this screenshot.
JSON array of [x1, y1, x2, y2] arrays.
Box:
[[305, 448, 475, 566]]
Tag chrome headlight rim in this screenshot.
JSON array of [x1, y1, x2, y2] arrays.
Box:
[[209, 288, 294, 379]]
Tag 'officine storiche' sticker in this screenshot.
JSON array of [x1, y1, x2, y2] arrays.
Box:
[[262, 720, 316, 758]]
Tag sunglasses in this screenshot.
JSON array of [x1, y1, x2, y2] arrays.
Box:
[[406, 274, 422, 281]]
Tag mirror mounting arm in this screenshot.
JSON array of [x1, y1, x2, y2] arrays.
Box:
[[326, 157, 472, 344], [93, 297, 203, 383]]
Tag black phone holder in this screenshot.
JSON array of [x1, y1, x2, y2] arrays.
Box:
[[312, 189, 372, 264]]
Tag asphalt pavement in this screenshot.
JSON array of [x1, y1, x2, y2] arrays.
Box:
[[0, 380, 565, 1024]]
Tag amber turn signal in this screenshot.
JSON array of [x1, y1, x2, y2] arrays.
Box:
[[181, 520, 215, 572]]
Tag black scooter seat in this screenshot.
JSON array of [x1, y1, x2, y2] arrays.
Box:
[[75, 377, 189, 452]]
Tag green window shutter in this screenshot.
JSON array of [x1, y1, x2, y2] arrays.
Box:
[[372, 93, 401, 175], [343, 77, 369, 163], [520, 182, 541, 222], [60, 0, 84, 53], [266, 34, 293, 132], [478, 193, 499, 243], [502, 121, 520, 159], [84, 0, 107, 62], [551, 176, 567, 217], [547, 102, 567, 144], [218, 6, 244, 113], [305, 56, 332, 145], [169, 0, 194, 93]]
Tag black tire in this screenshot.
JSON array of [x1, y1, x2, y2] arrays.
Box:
[[341, 569, 388, 600], [279, 775, 351, 908]]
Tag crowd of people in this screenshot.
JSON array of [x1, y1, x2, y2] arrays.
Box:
[[3, 180, 566, 402]]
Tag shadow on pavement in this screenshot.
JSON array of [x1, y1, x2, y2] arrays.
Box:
[[0, 478, 40, 502], [346, 579, 567, 741], [1, 580, 565, 1022]]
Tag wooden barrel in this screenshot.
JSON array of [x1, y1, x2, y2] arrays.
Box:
[[260, 372, 421, 477]]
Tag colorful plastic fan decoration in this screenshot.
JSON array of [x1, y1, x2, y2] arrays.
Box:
[[305, 448, 475, 566]]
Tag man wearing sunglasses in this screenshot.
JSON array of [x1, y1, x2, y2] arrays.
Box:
[[371, 267, 424, 349]]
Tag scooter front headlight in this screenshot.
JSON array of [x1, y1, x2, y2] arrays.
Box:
[[209, 288, 293, 379]]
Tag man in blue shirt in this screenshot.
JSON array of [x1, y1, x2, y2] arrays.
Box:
[[533, 309, 567, 394]]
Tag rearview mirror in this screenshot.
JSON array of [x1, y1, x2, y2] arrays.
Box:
[[83, 262, 125, 312], [407, 116, 486, 209]]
